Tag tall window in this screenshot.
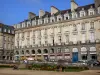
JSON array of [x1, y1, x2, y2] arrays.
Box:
[[58, 36, 61, 44], [66, 35, 69, 43], [58, 48, 62, 53], [73, 25, 77, 31], [90, 22, 94, 29], [80, 11, 85, 17], [82, 23, 85, 30], [4, 29, 6, 32], [98, 7, 100, 14], [90, 11, 94, 15], [27, 32, 30, 37], [0, 28, 1, 32], [33, 39, 35, 45], [82, 33, 86, 43], [90, 32, 95, 42]]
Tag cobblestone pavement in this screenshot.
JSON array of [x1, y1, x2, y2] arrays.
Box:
[[0, 68, 100, 75]]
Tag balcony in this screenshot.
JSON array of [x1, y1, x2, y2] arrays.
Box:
[[72, 30, 78, 35], [80, 29, 86, 34], [57, 32, 62, 36], [64, 31, 70, 35], [89, 28, 95, 32]]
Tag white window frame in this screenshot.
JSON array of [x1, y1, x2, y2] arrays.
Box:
[[4, 29, 7, 32]]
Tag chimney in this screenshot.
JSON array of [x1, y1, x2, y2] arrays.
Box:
[[71, 0, 78, 12], [95, 0, 100, 8], [28, 12, 36, 19], [51, 6, 59, 15], [39, 9, 45, 18]]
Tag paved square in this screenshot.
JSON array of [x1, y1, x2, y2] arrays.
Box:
[[0, 68, 100, 75]]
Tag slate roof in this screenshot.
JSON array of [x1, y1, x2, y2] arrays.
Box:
[[20, 3, 95, 22]]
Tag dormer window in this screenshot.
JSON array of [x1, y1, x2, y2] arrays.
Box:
[[52, 19, 54, 22], [4, 29, 6, 32], [44, 18, 48, 23], [80, 11, 85, 17], [88, 6, 94, 16], [8, 30, 10, 33], [0, 28, 1, 32], [66, 17, 68, 20], [59, 18, 61, 21], [57, 14, 62, 21], [50, 15, 55, 23], [64, 12, 69, 20], [89, 11, 94, 15]]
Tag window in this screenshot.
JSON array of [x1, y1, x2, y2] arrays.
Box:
[[57, 48, 62, 53], [32, 50, 35, 54], [26, 50, 30, 54], [37, 49, 41, 54], [0, 28, 1, 32], [8, 30, 10, 33], [90, 22, 94, 29], [66, 35, 69, 43], [82, 23, 85, 30], [90, 32, 95, 42], [58, 36, 61, 44], [21, 50, 24, 54], [82, 55, 87, 60], [65, 48, 70, 53], [50, 48, 54, 53], [90, 12, 94, 15], [98, 7, 100, 14], [66, 17, 68, 20], [33, 39, 35, 45], [4, 43, 6, 49], [82, 33, 86, 43], [73, 25, 77, 31], [44, 18, 48, 23], [59, 18, 61, 21], [12, 30, 14, 34], [80, 11, 85, 17], [4, 29, 6, 32]]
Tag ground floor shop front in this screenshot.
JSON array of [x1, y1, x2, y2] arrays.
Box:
[[14, 44, 100, 62]]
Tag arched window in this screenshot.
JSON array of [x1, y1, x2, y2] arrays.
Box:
[[44, 49, 48, 53], [37, 49, 41, 54], [16, 51, 19, 55], [72, 48, 78, 52], [50, 48, 54, 53], [65, 48, 70, 53], [26, 50, 30, 54], [21, 50, 24, 54], [32, 50, 35, 54]]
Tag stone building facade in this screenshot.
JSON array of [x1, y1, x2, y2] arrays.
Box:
[[14, 0, 100, 62], [0, 23, 15, 61]]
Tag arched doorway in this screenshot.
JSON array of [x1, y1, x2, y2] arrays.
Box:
[[90, 47, 97, 60], [32, 50, 35, 54], [81, 47, 87, 60], [21, 50, 24, 55], [50, 48, 54, 54], [72, 48, 78, 63], [26, 50, 30, 54], [43, 49, 48, 61], [44, 49, 48, 54], [37, 49, 41, 54]]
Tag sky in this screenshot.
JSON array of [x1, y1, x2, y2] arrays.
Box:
[[0, 0, 94, 25]]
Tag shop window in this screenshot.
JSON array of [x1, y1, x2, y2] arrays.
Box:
[[82, 55, 87, 60]]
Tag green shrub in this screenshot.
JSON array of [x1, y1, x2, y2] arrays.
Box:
[[0, 64, 14, 68]]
